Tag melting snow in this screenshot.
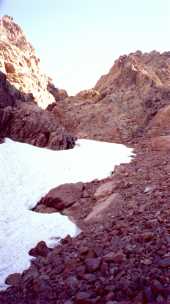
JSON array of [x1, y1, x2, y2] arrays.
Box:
[[0, 138, 133, 289]]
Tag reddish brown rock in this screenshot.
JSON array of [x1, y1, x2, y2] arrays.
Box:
[[0, 100, 75, 150], [0, 16, 75, 150], [38, 182, 84, 211], [0, 15, 67, 108], [1, 147, 170, 303], [75, 292, 92, 304], [103, 251, 126, 263], [29, 241, 49, 258], [5, 273, 22, 287], [150, 136, 170, 151], [49, 51, 170, 144], [85, 193, 125, 222], [94, 181, 116, 200], [159, 257, 170, 268], [85, 258, 101, 272]]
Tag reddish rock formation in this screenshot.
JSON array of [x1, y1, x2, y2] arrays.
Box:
[[37, 182, 84, 211], [1, 15, 170, 304], [0, 69, 75, 150], [0, 15, 67, 108], [49, 51, 170, 144], [0, 102, 75, 150]]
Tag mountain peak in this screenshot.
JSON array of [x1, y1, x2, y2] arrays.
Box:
[[0, 16, 60, 108]]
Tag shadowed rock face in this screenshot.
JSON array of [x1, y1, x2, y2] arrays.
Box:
[[0, 70, 75, 150], [0, 16, 75, 149], [0, 15, 67, 108], [0, 71, 14, 107], [48, 51, 170, 144]]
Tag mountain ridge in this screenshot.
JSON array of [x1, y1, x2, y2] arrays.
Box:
[[48, 50, 170, 145], [0, 16, 170, 304]]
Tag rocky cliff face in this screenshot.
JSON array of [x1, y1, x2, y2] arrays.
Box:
[[49, 51, 170, 144], [0, 15, 64, 108], [0, 70, 75, 149], [0, 16, 75, 150], [2, 15, 170, 145]]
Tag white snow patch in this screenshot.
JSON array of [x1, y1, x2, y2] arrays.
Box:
[[0, 138, 133, 289]]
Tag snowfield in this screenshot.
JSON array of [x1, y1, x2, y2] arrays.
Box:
[[0, 138, 133, 289]]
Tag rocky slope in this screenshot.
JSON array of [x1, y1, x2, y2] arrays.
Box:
[[0, 15, 170, 304], [1, 144, 170, 303], [49, 51, 170, 144], [0, 15, 65, 108]]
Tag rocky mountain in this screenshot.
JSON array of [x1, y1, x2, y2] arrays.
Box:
[[0, 16, 75, 150], [49, 51, 170, 144], [0, 16, 170, 304], [0, 70, 75, 149], [0, 15, 65, 108], [1, 15, 170, 147]]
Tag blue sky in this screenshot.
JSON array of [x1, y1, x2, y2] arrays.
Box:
[[0, 0, 169, 94]]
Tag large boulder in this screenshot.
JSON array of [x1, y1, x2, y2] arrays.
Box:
[[37, 182, 84, 211], [0, 101, 75, 150]]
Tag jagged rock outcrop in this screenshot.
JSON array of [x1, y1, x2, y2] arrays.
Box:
[[0, 15, 66, 108], [0, 66, 75, 149], [49, 51, 170, 143], [0, 16, 75, 149], [0, 102, 75, 150]]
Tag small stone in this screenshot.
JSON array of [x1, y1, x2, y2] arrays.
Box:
[[75, 291, 92, 304], [4, 62, 16, 73], [152, 279, 164, 293], [83, 273, 96, 282], [85, 258, 101, 272], [144, 185, 155, 193], [66, 275, 79, 291], [5, 273, 22, 287], [79, 246, 89, 255], [142, 231, 154, 241], [141, 258, 152, 265], [159, 257, 170, 268], [103, 251, 126, 263]]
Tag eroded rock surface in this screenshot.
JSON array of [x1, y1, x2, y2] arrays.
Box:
[[0, 101, 75, 150], [0, 68, 75, 150], [0, 15, 66, 108], [49, 51, 170, 144]]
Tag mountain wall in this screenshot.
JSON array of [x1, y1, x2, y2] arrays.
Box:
[[0, 15, 64, 109], [49, 51, 170, 144]]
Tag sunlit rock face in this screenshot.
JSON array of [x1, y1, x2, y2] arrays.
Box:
[[0, 138, 133, 290], [49, 51, 170, 143], [0, 15, 64, 108]]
